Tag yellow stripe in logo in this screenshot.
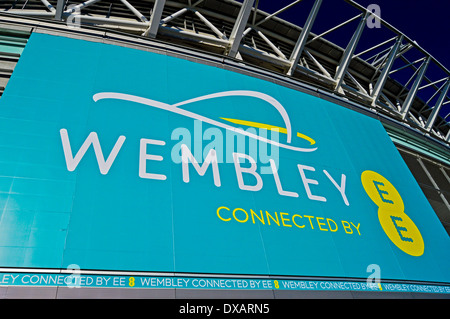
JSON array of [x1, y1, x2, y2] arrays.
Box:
[[220, 118, 316, 146]]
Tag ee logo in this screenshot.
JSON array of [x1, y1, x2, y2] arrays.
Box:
[[361, 170, 424, 257]]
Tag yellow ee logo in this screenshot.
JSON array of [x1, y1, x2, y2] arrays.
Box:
[[361, 170, 424, 257]]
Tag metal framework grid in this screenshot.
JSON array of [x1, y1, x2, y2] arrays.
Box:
[[1, 0, 450, 147]]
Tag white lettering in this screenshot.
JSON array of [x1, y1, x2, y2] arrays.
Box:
[[233, 153, 263, 192], [60, 128, 125, 175], [323, 170, 349, 206], [181, 144, 221, 187], [297, 164, 326, 202], [270, 159, 298, 197], [139, 138, 167, 180]]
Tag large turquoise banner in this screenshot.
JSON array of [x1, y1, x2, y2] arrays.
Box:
[[0, 33, 448, 283]]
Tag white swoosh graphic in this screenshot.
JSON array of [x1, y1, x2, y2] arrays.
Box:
[[92, 91, 317, 153]]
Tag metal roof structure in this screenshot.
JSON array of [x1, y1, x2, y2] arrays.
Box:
[[1, 0, 449, 150]]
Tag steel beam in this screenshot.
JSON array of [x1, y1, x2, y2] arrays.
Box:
[[396, 61, 421, 99], [75, 15, 148, 28], [389, 57, 425, 75], [55, 0, 66, 20], [254, 0, 302, 27], [334, 11, 369, 92], [160, 7, 188, 24], [41, 0, 56, 13], [306, 14, 361, 46], [372, 43, 412, 70], [304, 49, 331, 78], [120, 0, 148, 23], [440, 167, 450, 184], [424, 79, 450, 132], [354, 36, 397, 59], [2, 10, 55, 17], [159, 25, 229, 46], [371, 35, 403, 106], [65, 0, 102, 14], [287, 0, 322, 76], [400, 56, 430, 120], [227, 0, 255, 58], [419, 77, 448, 91], [256, 30, 286, 59], [144, 0, 166, 38], [417, 157, 450, 211], [346, 70, 368, 95], [194, 10, 227, 40]]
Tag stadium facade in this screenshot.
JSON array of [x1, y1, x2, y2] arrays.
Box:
[[0, 0, 449, 299]]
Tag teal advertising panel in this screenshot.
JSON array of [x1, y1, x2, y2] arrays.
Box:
[[0, 33, 449, 284]]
